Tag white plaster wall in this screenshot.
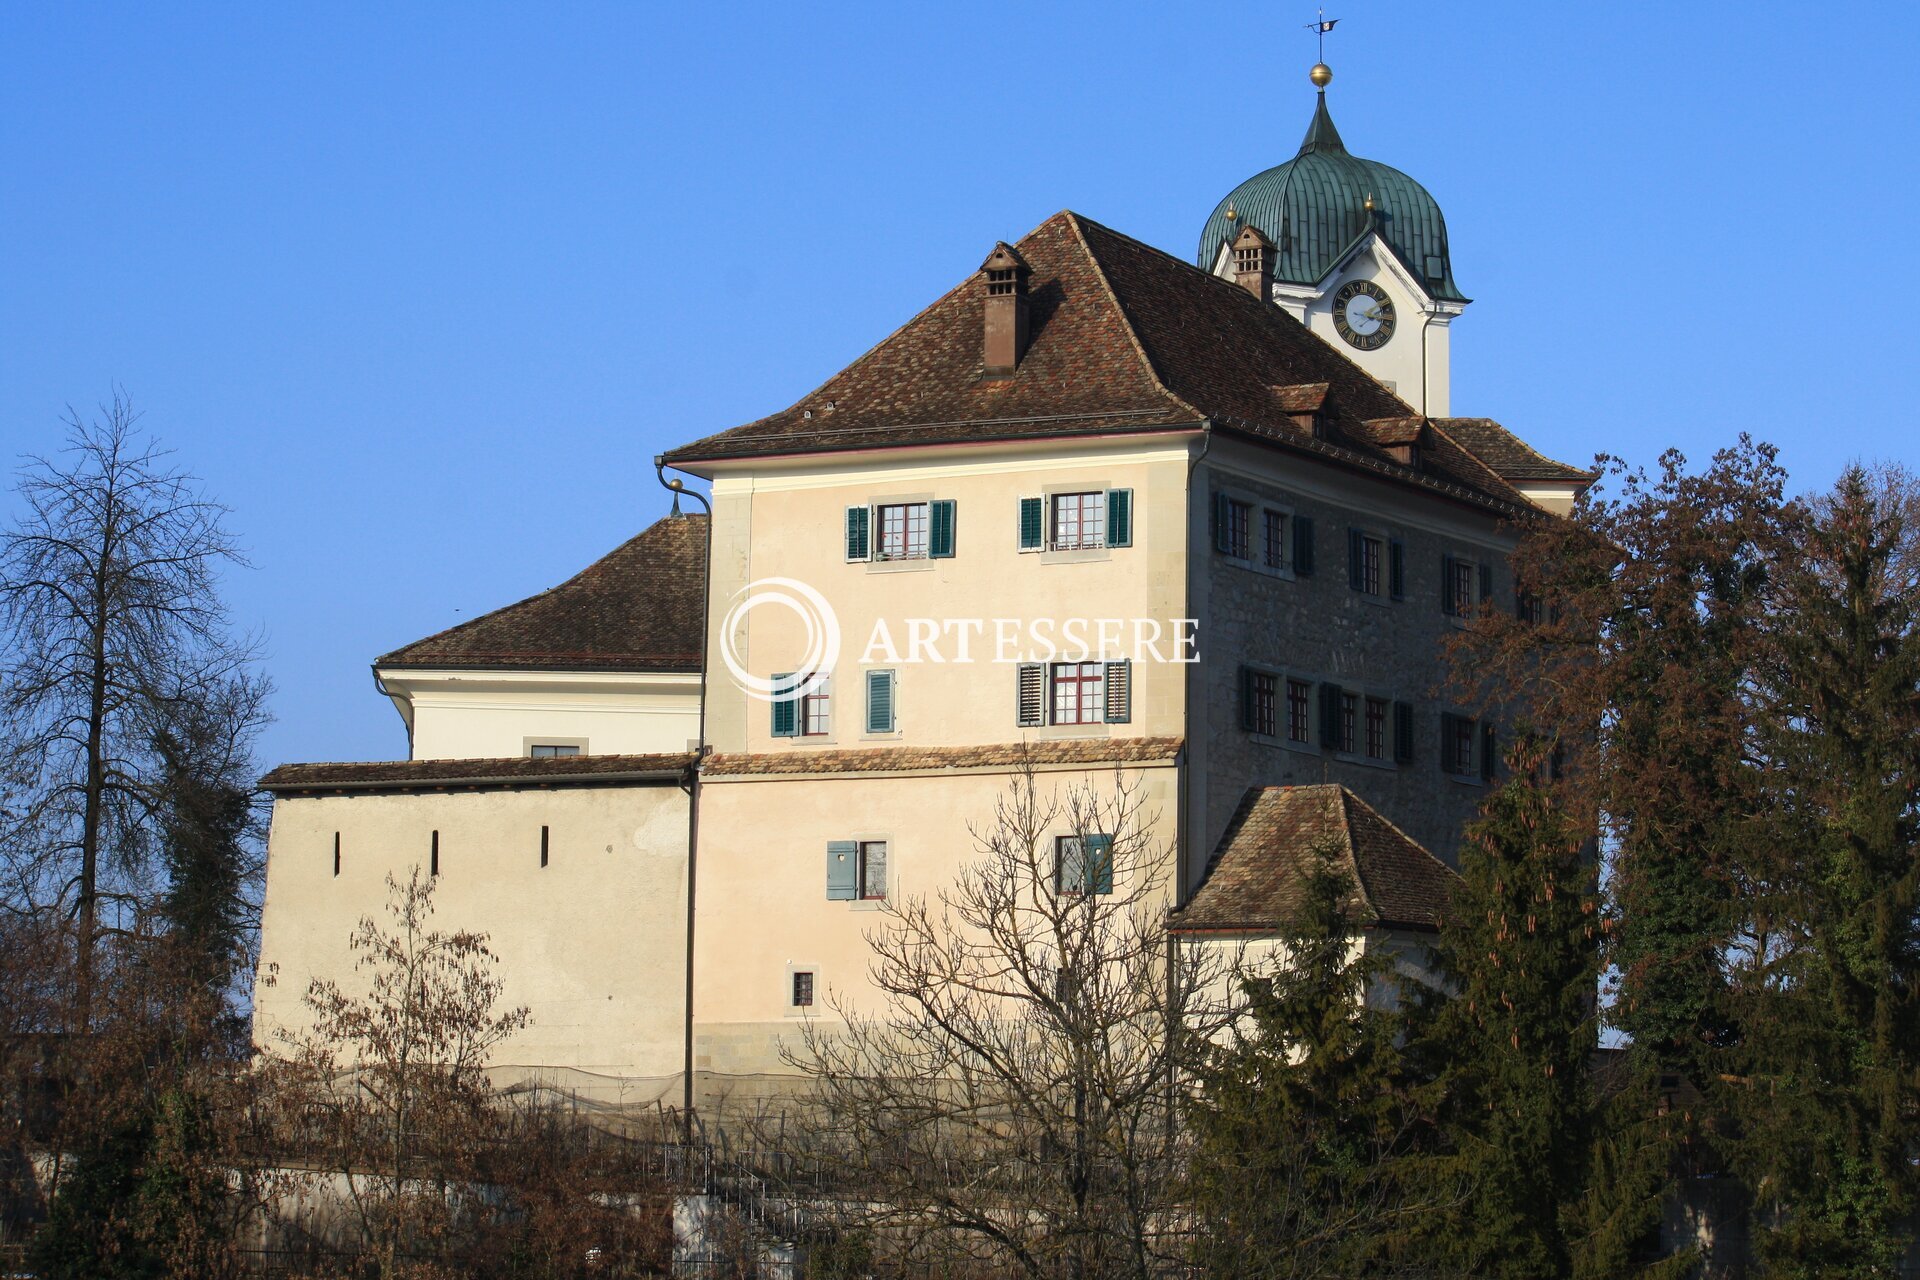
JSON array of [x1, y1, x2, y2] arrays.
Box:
[[1299, 243, 1454, 416], [377, 670, 702, 760], [253, 783, 690, 1081]]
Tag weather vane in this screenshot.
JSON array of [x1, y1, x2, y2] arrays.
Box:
[[1307, 7, 1339, 62]]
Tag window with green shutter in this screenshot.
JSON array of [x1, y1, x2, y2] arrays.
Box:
[[845, 506, 870, 561], [1018, 497, 1044, 551], [1055, 834, 1114, 895], [929, 499, 956, 558], [865, 669, 896, 733], [826, 841, 858, 900], [771, 672, 799, 737], [1105, 488, 1132, 547]]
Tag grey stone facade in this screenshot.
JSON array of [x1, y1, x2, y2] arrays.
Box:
[[1184, 439, 1519, 888]]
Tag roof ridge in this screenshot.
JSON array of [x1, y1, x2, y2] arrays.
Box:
[[1439, 416, 1597, 480], [374, 517, 702, 665], [1062, 212, 1209, 424]]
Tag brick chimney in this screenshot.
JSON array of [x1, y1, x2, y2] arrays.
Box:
[[980, 242, 1031, 376], [1231, 224, 1274, 300]]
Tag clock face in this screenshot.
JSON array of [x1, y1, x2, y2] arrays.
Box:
[[1332, 280, 1396, 351]]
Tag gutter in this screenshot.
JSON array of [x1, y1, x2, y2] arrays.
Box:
[[654, 455, 715, 1140], [260, 766, 689, 796]]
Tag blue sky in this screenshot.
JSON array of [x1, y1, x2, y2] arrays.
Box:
[[4, 2, 1917, 768]]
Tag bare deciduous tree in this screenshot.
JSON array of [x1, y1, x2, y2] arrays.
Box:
[[774, 761, 1219, 1280], [274, 867, 530, 1279], [0, 392, 268, 1025]]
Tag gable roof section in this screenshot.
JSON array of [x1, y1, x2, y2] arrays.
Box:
[[663, 211, 1563, 517], [377, 514, 707, 673], [1433, 417, 1596, 484], [1170, 784, 1459, 934]]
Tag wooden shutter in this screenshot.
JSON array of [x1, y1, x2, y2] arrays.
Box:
[[1389, 539, 1405, 600], [1239, 666, 1255, 731], [1479, 562, 1494, 604], [1440, 712, 1458, 771], [826, 841, 858, 900], [1393, 701, 1414, 763], [929, 499, 957, 558], [771, 674, 799, 737], [865, 669, 896, 733], [845, 506, 870, 561], [1103, 661, 1131, 724], [1019, 497, 1044, 551], [1318, 683, 1341, 748], [1016, 662, 1047, 727], [1347, 528, 1365, 590], [1293, 516, 1315, 576], [1441, 555, 1457, 614], [1481, 722, 1498, 781], [1105, 488, 1132, 547], [1212, 492, 1233, 554], [1087, 834, 1114, 895]]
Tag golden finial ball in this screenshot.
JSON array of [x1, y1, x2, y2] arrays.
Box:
[[1309, 62, 1333, 87]]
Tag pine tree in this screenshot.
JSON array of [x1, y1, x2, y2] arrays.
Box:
[[1185, 841, 1444, 1279], [1413, 738, 1605, 1279], [1726, 465, 1920, 1274]]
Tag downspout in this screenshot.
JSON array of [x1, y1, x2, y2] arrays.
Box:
[[1180, 420, 1214, 907], [655, 456, 713, 1139]]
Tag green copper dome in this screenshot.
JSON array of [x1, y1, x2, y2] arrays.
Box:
[[1197, 92, 1466, 303]]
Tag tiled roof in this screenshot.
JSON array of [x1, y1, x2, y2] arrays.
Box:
[[377, 515, 707, 672], [1170, 784, 1459, 934], [705, 736, 1184, 777], [661, 212, 1563, 517], [1432, 418, 1596, 484], [260, 752, 696, 794]]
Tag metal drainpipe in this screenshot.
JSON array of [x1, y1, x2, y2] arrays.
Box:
[[1180, 420, 1214, 906], [655, 456, 713, 1140]]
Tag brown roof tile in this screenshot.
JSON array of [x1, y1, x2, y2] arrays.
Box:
[[1431, 417, 1596, 484], [261, 752, 696, 794], [377, 514, 707, 672], [1170, 784, 1459, 934], [664, 212, 1548, 516], [705, 736, 1183, 777]]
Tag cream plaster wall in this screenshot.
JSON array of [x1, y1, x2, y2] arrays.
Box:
[[698, 438, 1197, 757], [253, 783, 690, 1081], [690, 763, 1181, 1083], [376, 669, 702, 760]]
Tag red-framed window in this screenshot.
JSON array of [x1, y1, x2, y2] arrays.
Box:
[[1051, 492, 1107, 550], [1051, 662, 1106, 725], [876, 502, 930, 560]]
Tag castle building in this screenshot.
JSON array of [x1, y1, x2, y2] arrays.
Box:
[[254, 68, 1591, 1109]]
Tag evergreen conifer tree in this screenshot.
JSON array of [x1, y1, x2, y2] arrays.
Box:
[[1185, 840, 1443, 1279]]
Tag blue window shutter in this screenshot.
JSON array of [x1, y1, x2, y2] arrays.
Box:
[[1389, 539, 1405, 600], [865, 669, 895, 733], [1103, 661, 1131, 724], [1105, 489, 1132, 547], [826, 841, 857, 900], [1016, 663, 1047, 727], [845, 506, 870, 561], [1293, 516, 1315, 576], [1087, 834, 1114, 895], [1019, 497, 1044, 551], [930, 500, 956, 559], [771, 673, 799, 737], [1348, 528, 1364, 591]]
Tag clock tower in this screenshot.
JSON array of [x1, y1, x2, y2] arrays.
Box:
[[1197, 62, 1468, 416]]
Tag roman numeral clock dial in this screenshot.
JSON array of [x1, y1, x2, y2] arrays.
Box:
[[1332, 279, 1395, 350]]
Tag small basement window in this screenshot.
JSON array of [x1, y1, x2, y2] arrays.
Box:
[[791, 971, 815, 1009]]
